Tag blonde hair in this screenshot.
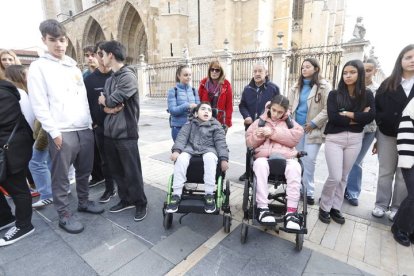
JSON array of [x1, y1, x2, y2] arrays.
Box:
[[0, 50, 21, 72]]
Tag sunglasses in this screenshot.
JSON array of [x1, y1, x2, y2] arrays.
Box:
[[97, 51, 104, 58], [210, 68, 221, 73]]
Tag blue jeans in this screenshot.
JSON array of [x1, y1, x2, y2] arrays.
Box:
[[28, 147, 52, 200], [171, 126, 182, 142], [345, 131, 375, 199], [296, 133, 322, 197]]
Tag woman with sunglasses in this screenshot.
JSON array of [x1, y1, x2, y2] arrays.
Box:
[[167, 64, 200, 141], [288, 58, 332, 205], [318, 60, 375, 225], [198, 61, 233, 129]]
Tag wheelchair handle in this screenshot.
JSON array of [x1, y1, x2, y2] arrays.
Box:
[[297, 151, 307, 158]]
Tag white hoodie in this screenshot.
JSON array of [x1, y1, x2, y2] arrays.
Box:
[[28, 53, 92, 139]]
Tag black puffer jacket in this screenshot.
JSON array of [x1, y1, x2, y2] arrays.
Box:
[[172, 117, 229, 161], [0, 80, 33, 175]]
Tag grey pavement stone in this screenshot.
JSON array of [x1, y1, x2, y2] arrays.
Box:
[[189, 225, 311, 276], [303, 251, 373, 276], [82, 233, 148, 276], [110, 249, 174, 276], [151, 226, 206, 265]]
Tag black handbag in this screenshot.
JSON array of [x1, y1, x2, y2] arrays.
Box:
[[0, 117, 21, 183]]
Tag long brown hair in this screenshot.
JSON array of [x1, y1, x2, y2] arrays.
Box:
[[207, 60, 225, 84], [5, 65, 28, 92], [297, 58, 322, 91], [382, 44, 414, 93]]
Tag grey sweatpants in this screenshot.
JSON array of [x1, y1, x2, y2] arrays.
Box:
[[48, 129, 94, 216], [374, 130, 407, 211]]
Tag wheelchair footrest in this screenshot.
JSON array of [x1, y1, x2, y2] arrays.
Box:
[[279, 227, 307, 235], [176, 198, 220, 215]]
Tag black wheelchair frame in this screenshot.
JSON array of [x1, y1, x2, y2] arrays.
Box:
[[241, 148, 308, 251]]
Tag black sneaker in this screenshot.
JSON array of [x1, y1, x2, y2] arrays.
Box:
[[204, 194, 216, 214], [109, 200, 135, 213], [318, 208, 331, 224], [0, 225, 35, 246], [99, 190, 117, 203], [134, 206, 147, 221], [238, 173, 246, 182], [0, 217, 15, 231], [89, 178, 105, 188], [166, 195, 181, 213], [330, 208, 345, 224], [306, 196, 315, 205]]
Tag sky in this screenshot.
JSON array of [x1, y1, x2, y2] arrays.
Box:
[[0, 0, 412, 75]]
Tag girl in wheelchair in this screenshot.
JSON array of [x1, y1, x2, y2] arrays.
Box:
[[166, 102, 229, 214], [246, 95, 304, 230]]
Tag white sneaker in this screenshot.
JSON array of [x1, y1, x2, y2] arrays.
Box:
[[32, 198, 53, 208], [388, 210, 397, 221], [285, 213, 301, 230], [372, 206, 385, 218], [257, 208, 275, 223]]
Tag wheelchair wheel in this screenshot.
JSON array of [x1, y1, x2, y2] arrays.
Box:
[[224, 180, 230, 205], [223, 214, 231, 233], [295, 233, 304, 251], [163, 213, 173, 230], [240, 222, 248, 244]]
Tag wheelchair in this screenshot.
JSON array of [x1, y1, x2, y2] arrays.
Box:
[[241, 148, 308, 251], [162, 109, 232, 233]]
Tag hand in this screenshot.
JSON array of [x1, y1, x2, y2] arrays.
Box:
[[304, 123, 314, 134], [363, 106, 371, 112], [221, 160, 229, 172], [262, 127, 272, 137], [372, 142, 377, 155], [170, 152, 180, 161], [255, 128, 264, 137], [244, 117, 253, 126], [98, 93, 106, 106], [189, 103, 197, 109], [103, 104, 124, 114], [53, 135, 63, 150]]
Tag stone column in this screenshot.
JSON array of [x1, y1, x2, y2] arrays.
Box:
[[341, 40, 370, 67], [271, 33, 288, 95], [136, 54, 148, 98], [217, 39, 233, 83]]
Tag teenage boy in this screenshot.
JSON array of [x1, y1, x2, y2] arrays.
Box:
[[82, 46, 98, 79], [28, 19, 104, 234], [98, 40, 148, 221], [85, 41, 117, 203], [238, 62, 280, 181]]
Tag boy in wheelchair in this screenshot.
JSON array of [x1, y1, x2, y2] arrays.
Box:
[[246, 95, 304, 230], [166, 102, 229, 214]]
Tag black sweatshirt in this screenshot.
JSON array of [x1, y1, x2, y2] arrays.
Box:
[[85, 69, 113, 127], [324, 90, 375, 134]]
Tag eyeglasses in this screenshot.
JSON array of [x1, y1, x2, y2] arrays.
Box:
[[97, 51, 104, 58], [210, 68, 221, 73]]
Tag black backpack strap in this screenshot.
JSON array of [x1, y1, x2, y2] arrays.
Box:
[[258, 118, 266, 127]]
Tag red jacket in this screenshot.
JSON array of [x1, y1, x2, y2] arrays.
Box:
[[198, 78, 233, 127]]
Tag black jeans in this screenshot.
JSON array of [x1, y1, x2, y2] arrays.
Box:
[[393, 167, 414, 234], [104, 138, 147, 207], [94, 126, 114, 192], [91, 128, 104, 181], [0, 168, 32, 229]]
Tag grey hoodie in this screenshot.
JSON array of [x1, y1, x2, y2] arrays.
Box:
[[103, 65, 140, 139], [172, 117, 229, 161]]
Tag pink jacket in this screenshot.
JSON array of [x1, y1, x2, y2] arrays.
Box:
[[246, 112, 304, 159]]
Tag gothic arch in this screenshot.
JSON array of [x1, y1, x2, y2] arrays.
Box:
[[83, 16, 106, 49], [118, 2, 148, 64], [66, 38, 76, 61]]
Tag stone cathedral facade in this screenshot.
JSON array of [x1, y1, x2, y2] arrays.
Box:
[[42, 0, 347, 64]]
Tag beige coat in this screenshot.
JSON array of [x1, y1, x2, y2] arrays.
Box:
[[288, 79, 332, 144]]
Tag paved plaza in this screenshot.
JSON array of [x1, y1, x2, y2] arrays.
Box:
[[0, 99, 413, 276]]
